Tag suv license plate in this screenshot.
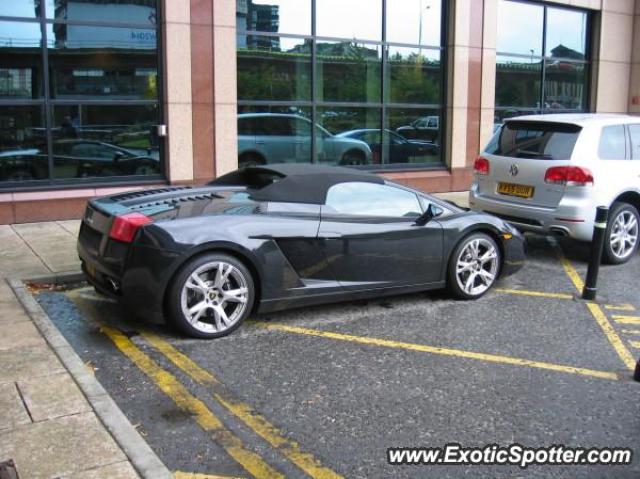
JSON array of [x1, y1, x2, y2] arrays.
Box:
[[497, 182, 534, 199]]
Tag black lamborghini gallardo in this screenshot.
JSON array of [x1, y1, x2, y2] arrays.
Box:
[[78, 164, 525, 338]]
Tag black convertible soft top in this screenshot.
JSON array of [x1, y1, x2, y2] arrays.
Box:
[[210, 164, 384, 204]]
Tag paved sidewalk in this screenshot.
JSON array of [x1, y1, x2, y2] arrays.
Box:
[[0, 220, 172, 478], [0, 221, 81, 279], [0, 279, 143, 479]]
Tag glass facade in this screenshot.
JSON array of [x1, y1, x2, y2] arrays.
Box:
[[236, 0, 446, 169], [495, 0, 591, 123], [0, 0, 162, 187]]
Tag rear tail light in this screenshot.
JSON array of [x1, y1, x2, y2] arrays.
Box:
[[544, 166, 593, 186], [109, 212, 152, 243], [474, 156, 490, 175]]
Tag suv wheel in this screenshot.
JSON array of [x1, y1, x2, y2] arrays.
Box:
[[603, 202, 639, 264]]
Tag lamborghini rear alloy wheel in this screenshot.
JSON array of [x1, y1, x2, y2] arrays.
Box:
[[168, 253, 254, 338]]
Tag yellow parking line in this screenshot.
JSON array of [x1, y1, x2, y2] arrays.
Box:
[[252, 323, 618, 381], [142, 331, 343, 479], [551, 243, 584, 294], [494, 288, 573, 300], [585, 305, 637, 370], [101, 324, 283, 479], [174, 472, 243, 479], [622, 329, 640, 335], [605, 304, 636, 311], [551, 241, 636, 371], [612, 315, 640, 325], [629, 340, 640, 349]]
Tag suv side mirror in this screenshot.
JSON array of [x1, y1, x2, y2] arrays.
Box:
[[414, 203, 443, 226]]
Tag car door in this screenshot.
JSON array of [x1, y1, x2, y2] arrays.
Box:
[[318, 181, 443, 291], [255, 116, 294, 162]]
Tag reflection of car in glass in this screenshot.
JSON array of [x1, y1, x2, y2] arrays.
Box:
[[0, 140, 159, 182], [0, 148, 48, 181], [336, 129, 438, 164], [238, 113, 371, 168], [53, 140, 159, 177], [395, 116, 439, 142], [78, 164, 525, 339], [470, 114, 640, 264]]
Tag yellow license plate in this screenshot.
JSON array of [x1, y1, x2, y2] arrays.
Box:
[[497, 182, 534, 199]]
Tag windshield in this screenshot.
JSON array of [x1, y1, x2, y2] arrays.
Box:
[[487, 121, 581, 160]]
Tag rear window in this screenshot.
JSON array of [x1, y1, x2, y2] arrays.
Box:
[[486, 121, 581, 160]]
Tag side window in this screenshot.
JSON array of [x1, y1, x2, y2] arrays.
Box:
[[238, 118, 253, 136], [627, 124, 640, 159], [262, 117, 292, 136], [427, 117, 438, 128], [598, 125, 627, 160], [325, 182, 422, 218], [292, 118, 311, 137]]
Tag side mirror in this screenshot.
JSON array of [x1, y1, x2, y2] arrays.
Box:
[[414, 203, 443, 226], [113, 151, 125, 162]]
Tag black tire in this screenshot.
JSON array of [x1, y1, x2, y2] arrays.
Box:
[[239, 153, 265, 169], [602, 202, 639, 265], [340, 150, 367, 166], [166, 253, 255, 338], [447, 232, 501, 300]]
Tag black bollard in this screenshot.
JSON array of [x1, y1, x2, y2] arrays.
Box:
[[582, 206, 609, 301]]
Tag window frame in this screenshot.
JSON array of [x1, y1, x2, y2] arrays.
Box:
[[236, 0, 449, 172], [0, 1, 165, 191], [494, 0, 592, 120]]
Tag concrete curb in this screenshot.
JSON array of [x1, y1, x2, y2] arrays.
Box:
[[23, 270, 85, 285], [8, 278, 173, 479]]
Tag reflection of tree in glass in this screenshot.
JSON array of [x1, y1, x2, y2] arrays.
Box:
[[237, 41, 312, 101], [387, 51, 440, 104]]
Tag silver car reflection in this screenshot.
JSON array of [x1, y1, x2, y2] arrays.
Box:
[[238, 113, 371, 168]]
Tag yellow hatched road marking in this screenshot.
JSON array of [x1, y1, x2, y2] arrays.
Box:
[[605, 304, 636, 311], [551, 240, 636, 370], [612, 315, 640, 325], [622, 329, 640, 335], [100, 325, 283, 479], [630, 340, 640, 349], [494, 288, 573, 300], [174, 472, 243, 479], [585, 305, 637, 370], [142, 330, 343, 479], [251, 323, 618, 381]]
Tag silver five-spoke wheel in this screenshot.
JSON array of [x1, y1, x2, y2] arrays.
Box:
[[449, 233, 500, 299], [609, 210, 638, 260], [181, 261, 249, 334], [168, 253, 254, 338]]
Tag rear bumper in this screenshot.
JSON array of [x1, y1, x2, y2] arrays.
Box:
[[469, 184, 599, 242], [78, 237, 179, 323]]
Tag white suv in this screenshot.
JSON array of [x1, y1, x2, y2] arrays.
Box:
[[469, 114, 640, 264]]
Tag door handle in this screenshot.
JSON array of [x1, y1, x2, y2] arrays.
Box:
[[256, 140, 266, 145]]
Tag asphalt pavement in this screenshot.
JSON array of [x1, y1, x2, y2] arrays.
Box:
[[36, 234, 640, 479]]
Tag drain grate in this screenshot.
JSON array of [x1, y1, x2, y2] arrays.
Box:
[[0, 460, 19, 479]]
